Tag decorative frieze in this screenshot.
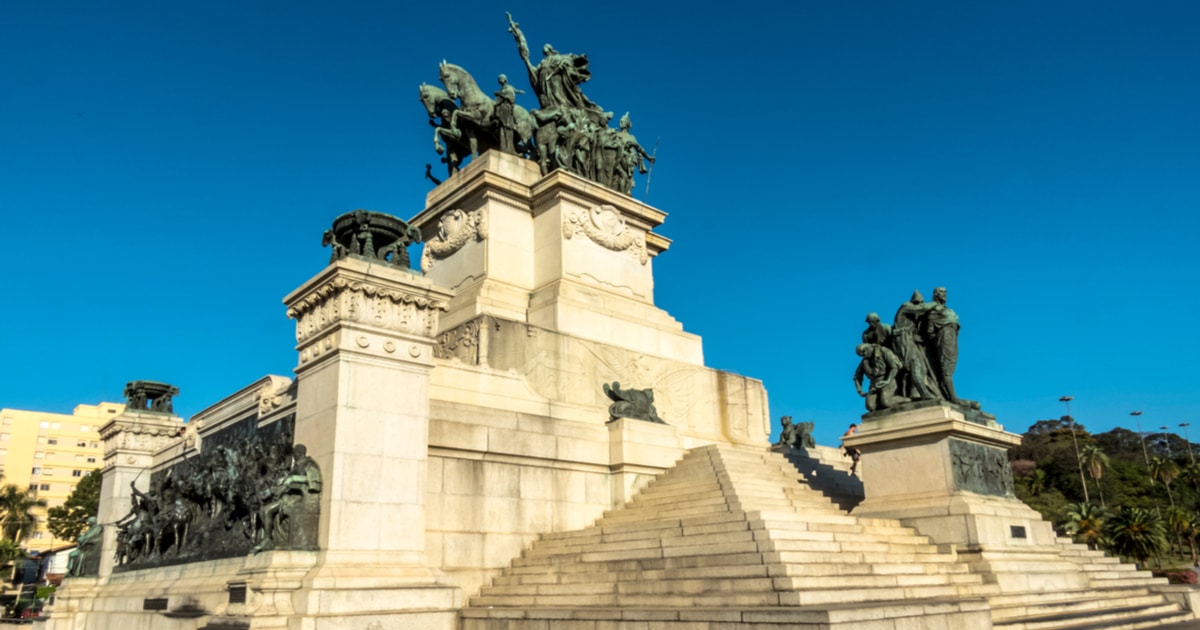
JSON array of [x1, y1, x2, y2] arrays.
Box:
[[562, 204, 648, 265], [286, 277, 450, 346], [101, 416, 184, 460], [421, 208, 488, 272]]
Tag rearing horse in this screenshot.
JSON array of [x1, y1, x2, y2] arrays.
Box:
[[419, 83, 470, 175], [438, 61, 537, 160]]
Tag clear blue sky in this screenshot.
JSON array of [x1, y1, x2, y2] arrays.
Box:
[[3, 1, 1197, 447]]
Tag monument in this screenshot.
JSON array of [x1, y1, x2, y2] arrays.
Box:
[[47, 15, 1197, 630]]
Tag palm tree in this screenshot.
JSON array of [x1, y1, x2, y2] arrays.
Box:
[[1150, 456, 1181, 508], [1065, 502, 1106, 550], [0, 485, 48, 542], [1079, 444, 1110, 508], [1181, 463, 1200, 500], [1165, 506, 1199, 564], [1024, 468, 1047, 497], [1104, 506, 1168, 568]]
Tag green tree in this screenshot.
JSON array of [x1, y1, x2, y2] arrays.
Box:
[[0, 485, 48, 541], [1104, 506, 1168, 567], [47, 469, 101, 541], [0, 539, 22, 564], [1024, 468, 1048, 497], [1079, 444, 1110, 508], [1064, 502, 1106, 550], [1165, 506, 1199, 564]]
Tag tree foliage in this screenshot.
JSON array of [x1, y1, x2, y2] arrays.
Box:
[[0, 485, 48, 542], [48, 469, 101, 541]]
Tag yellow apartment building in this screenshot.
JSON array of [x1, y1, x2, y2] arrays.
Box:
[[0, 402, 123, 549]]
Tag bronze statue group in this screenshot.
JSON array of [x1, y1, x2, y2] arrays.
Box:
[[419, 14, 654, 195], [854, 287, 979, 413]]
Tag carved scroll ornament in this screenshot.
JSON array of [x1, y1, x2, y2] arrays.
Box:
[[421, 208, 487, 272], [562, 205, 648, 265]]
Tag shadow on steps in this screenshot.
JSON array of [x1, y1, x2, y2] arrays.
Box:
[[775, 445, 864, 512]]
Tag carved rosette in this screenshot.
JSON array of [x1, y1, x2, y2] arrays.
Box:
[[421, 208, 487, 272], [561, 205, 648, 265], [287, 277, 450, 351]]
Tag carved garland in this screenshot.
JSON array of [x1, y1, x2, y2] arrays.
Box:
[[421, 208, 487, 271], [562, 205, 648, 265]]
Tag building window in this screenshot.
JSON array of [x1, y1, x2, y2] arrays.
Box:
[[34, 452, 44, 459], [31, 532, 43, 539], [76, 441, 87, 448], [72, 470, 82, 478], [40, 421, 49, 429], [89, 442, 99, 449], [42, 469, 53, 476], [0, 434, 8, 441], [2, 417, 10, 425], [86, 457, 96, 463], [31, 467, 41, 475], [39, 484, 49, 491], [37, 437, 47, 445], [0, 450, 7, 457], [80, 425, 90, 432], [51, 422, 61, 429], [28, 483, 37, 491], [47, 439, 57, 445]]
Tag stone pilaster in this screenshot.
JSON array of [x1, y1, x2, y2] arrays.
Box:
[[96, 410, 185, 578], [282, 256, 462, 627]]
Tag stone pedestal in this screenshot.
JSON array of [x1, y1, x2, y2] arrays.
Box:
[[281, 256, 462, 628], [847, 402, 1054, 547], [845, 402, 1089, 591], [410, 151, 702, 365], [607, 418, 684, 505]]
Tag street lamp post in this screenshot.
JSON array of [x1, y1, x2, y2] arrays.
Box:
[[1131, 411, 1151, 468], [1060, 396, 1090, 503], [1181, 423, 1195, 466]]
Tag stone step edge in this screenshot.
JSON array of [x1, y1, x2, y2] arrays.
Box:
[[460, 596, 990, 624]]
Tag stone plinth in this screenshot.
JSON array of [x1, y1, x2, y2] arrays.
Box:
[[846, 402, 1056, 548], [282, 255, 463, 627], [410, 151, 702, 365]]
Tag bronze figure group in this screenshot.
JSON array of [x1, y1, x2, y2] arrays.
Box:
[[853, 287, 979, 412], [419, 14, 655, 195]]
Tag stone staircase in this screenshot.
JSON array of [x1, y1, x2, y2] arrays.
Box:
[[459, 442, 1194, 629], [461, 443, 991, 629]]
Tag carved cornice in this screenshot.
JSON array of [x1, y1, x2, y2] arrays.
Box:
[[287, 277, 450, 345], [421, 208, 487, 272], [562, 205, 648, 265]]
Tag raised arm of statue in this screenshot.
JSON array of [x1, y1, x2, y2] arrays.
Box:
[[506, 13, 538, 89]]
